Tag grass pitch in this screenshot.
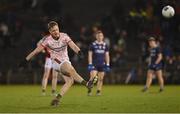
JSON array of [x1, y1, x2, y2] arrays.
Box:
[[0, 85, 180, 113]]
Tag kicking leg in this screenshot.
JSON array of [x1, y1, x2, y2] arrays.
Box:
[[60, 62, 96, 89]]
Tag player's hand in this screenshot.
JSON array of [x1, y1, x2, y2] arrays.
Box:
[[78, 51, 84, 59], [104, 64, 110, 72], [18, 59, 28, 68], [88, 64, 95, 72], [152, 64, 158, 69]]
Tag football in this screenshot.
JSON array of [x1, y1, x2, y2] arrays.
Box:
[[162, 5, 175, 18]]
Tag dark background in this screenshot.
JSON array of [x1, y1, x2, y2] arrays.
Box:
[[0, 0, 180, 84]]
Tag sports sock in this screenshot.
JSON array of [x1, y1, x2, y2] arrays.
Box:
[[81, 80, 87, 86], [97, 90, 101, 93], [56, 94, 62, 99], [42, 89, 45, 93], [160, 85, 164, 90]]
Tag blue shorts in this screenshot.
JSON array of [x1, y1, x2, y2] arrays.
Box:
[[148, 63, 163, 71], [92, 64, 105, 72]]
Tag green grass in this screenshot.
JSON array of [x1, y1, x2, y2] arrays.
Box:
[[0, 85, 180, 113]]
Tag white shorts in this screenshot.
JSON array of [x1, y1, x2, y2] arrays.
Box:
[[52, 60, 71, 72], [44, 58, 53, 69]]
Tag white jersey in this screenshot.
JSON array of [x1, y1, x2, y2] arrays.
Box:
[[41, 32, 72, 63]]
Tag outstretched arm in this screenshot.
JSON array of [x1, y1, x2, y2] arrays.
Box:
[[68, 41, 80, 54], [26, 45, 44, 61]]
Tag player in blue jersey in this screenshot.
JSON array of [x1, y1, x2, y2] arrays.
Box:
[[88, 30, 110, 96], [142, 37, 164, 92]]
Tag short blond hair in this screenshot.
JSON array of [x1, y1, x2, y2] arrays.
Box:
[[48, 21, 58, 30]]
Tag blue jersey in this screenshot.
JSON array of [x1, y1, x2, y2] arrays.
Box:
[[150, 46, 162, 65], [148, 46, 163, 71], [89, 41, 109, 66]]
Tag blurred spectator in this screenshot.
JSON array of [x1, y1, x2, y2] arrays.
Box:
[[125, 67, 137, 84], [117, 30, 127, 53], [112, 30, 127, 67], [173, 55, 180, 84], [0, 22, 12, 49], [164, 56, 176, 84], [141, 39, 149, 63]]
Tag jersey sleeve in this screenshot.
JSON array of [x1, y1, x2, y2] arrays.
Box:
[[41, 37, 49, 48], [89, 43, 94, 51], [64, 34, 72, 44], [156, 47, 162, 54], [105, 44, 109, 52], [37, 38, 44, 46]]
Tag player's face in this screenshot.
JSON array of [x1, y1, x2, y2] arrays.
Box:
[[148, 40, 156, 48], [49, 25, 60, 39], [96, 33, 104, 42]]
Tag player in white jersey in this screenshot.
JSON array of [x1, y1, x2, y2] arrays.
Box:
[[37, 35, 58, 96], [19, 21, 97, 106]]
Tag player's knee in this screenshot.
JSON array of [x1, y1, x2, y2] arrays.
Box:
[[98, 78, 103, 83], [99, 76, 104, 82], [69, 78, 74, 85], [68, 67, 76, 76], [66, 77, 74, 86]]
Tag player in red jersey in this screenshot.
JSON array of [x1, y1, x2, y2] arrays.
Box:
[[20, 21, 97, 106]]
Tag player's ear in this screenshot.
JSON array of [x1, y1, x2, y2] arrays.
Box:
[[48, 29, 52, 34]]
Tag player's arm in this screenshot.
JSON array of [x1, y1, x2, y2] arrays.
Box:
[[155, 53, 162, 64], [68, 41, 80, 54], [105, 51, 110, 65], [88, 51, 93, 64], [37, 39, 46, 53], [26, 45, 44, 61], [68, 40, 84, 59], [105, 44, 110, 65], [104, 46, 110, 72]]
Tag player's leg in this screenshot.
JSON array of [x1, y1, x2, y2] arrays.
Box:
[[51, 69, 58, 96], [96, 72, 105, 95], [51, 75, 74, 106], [59, 75, 74, 96], [89, 70, 98, 81], [60, 61, 97, 88], [41, 67, 51, 95], [142, 70, 154, 92], [88, 70, 98, 96], [156, 70, 164, 92], [51, 61, 97, 106], [60, 61, 85, 83], [42, 58, 52, 95]]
